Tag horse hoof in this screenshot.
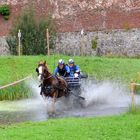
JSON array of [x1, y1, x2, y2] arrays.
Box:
[[47, 111, 56, 117], [48, 113, 56, 118]]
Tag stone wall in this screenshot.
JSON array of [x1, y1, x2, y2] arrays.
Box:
[[55, 29, 140, 57], [0, 0, 140, 36], [1, 28, 140, 57], [0, 37, 10, 55]]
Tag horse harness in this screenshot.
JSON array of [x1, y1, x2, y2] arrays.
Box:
[[39, 75, 69, 98]]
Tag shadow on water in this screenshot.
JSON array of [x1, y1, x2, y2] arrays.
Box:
[[0, 79, 140, 124]]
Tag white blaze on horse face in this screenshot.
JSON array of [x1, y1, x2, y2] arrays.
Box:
[[38, 66, 43, 82]]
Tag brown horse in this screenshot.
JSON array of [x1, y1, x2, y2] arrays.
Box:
[[36, 60, 69, 114]]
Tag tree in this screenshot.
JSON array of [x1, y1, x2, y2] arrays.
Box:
[[7, 8, 56, 55]]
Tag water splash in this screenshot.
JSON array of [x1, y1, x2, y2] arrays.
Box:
[[81, 80, 131, 107], [0, 78, 140, 124]]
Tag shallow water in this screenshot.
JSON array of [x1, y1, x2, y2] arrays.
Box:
[[0, 79, 139, 124]]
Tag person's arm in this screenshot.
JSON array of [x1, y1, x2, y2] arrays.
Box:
[[66, 65, 70, 73], [75, 65, 80, 73], [63, 65, 70, 77], [54, 67, 58, 75]]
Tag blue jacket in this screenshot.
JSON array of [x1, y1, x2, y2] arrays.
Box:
[[54, 65, 70, 77], [69, 65, 80, 77]]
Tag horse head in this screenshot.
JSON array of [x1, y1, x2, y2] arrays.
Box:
[[36, 60, 49, 82]]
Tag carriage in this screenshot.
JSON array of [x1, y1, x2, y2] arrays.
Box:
[[65, 72, 88, 99], [36, 61, 88, 113]]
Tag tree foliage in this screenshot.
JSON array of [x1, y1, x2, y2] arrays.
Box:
[[0, 5, 10, 20], [7, 8, 56, 55]]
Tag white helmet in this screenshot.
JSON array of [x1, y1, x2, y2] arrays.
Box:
[[58, 59, 64, 65], [69, 59, 74, 64]]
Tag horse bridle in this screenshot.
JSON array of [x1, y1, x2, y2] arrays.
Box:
[[36, 65, 54, 80]]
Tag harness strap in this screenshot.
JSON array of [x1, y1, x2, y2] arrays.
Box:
[[40, 84, 57, 97], [44, 74, 54, 80], [40, 75, 69, 98], [55, 75, 61, 83]]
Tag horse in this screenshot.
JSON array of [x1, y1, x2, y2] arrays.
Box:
[[36, 60, 70, 114]]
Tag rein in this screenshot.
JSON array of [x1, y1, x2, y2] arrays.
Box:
[[44, 74, 54, 80], [37, 63, 68, 98]]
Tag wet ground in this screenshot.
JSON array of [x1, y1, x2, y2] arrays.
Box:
[[0, 104, 128, 124], [0, 80, 139, 124], [0, 97, 130, 124]]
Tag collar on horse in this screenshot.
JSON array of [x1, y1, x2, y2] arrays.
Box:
[[39, 75, 66, 96], [44, 74, 54, 80], [38, 74, 53, 88]]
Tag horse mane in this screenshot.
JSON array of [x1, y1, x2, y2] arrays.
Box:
[[38, 60, 50, 73]]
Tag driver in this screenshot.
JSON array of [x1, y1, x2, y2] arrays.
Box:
[[68, 59, 80, 77], [54, 59, 70, 77]]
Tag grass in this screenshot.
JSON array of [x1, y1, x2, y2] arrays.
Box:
[[1, 55, 140, 139], [0, 113, 140, 140], [1, 55, 140, 100]]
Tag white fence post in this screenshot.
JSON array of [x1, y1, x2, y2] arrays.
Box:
[[18, 29, 21, 56]]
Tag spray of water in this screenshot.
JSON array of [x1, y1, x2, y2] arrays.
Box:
[[81, 80, 131, 108], [26, 79, 63, 114], [1, 78, 140, 123], [0, 78, 132, 112], [0, 79, 46, 112]]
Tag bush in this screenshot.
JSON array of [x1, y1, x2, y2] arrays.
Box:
[[91, 37, 98, 49], [6, 36, 17, 55], [0, 5, 10, 20], [3, 15, 9, 20], [8, 8, 56, 55]]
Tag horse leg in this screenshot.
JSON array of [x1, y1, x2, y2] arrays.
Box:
[[52, 91, 58, 114]]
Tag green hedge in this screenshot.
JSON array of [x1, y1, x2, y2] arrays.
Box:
[[0, 5, 10, 20]]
